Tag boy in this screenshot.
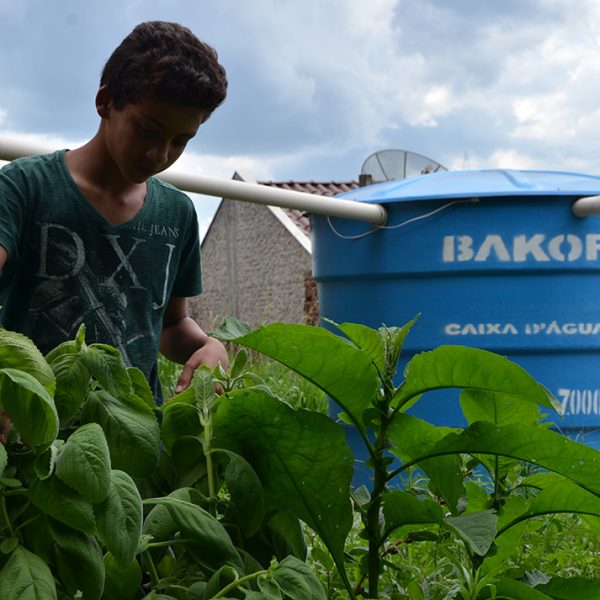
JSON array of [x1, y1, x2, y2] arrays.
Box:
[[0, 21, 229, 408]]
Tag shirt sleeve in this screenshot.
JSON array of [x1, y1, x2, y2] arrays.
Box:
[[170, 198, 203, 297], [0, 161, 29, 261]]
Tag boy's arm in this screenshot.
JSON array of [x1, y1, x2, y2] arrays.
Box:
[[0, 245, 8, 443], [160, 296, 228, 394]]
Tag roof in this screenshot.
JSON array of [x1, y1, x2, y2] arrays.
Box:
[[259, 180, 359, 237]]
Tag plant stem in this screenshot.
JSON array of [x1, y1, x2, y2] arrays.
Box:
[[203, 413, 216, 502], [143, 549, 160, 588], [210, 570, 267, 599]]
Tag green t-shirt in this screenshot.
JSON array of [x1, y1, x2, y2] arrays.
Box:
[[0, 150, 203, 399]]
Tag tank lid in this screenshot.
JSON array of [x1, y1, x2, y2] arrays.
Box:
[[336, 168, 600, 204]]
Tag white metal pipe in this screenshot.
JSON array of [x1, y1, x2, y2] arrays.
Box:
[[0, 135, 387, 226], [572, 195, 600, 218]]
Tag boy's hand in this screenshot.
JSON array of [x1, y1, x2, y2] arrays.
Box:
[[175, 337, 228, 394]]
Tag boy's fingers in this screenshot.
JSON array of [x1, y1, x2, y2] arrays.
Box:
[[175, 364, 194, 394]]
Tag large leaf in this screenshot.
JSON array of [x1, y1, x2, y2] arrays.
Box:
[[0, 545, 57, 600], [214, 448, 265, 537], [382, 491, 496, 556], [213, 389, 353, 580], [327, 320, 386, 373], [161, 401, 200, 454], [460, 389, 541, 427], [81, 390, 160, 478], [103, 552, 142, 600], [387, 413, 464, 514], [29, 475, 97, 535], [396, 420, 600, 497], [396, 346, 558, 412], [81, 343, 132, 398], [49, 351, 90, 423], [271, 556, 327, 600], [445, 510, 497, 556], [537, 576, 600, 599], [460, 389, 541, 478], [480, 577, 554, 599], [49, 520, 105, 600], [128, 367, 156, 410], [145, 496, 243, 570], [0, 442, 6, 477], [213, 322, 380, 432], [0, 329, 55, 393], [0, 368, 58, 447], [95, 469, 143, 565], [498, 473, 600, 536], [55, 422, 111, 503]]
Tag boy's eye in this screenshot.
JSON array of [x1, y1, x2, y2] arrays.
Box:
[[138, 124, 158, 137]]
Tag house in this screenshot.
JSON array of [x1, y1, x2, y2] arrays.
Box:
[[188, 172, 359, 329]]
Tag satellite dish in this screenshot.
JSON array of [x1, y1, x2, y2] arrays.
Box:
[[360, 149, 447, 184]]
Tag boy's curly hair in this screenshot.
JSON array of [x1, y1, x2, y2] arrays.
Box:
[[100, 21, 227, 118]]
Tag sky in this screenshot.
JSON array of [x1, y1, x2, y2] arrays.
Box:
[[2, 0, 600, 236]]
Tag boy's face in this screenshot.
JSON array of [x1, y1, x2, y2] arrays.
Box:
[[99, 89, 209, 183]]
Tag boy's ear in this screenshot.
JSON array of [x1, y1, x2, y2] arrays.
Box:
[[96, 85, 112, 118]]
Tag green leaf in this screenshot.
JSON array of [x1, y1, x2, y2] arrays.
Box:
[[479, 577, 554, 599], [422, 421, 600, 497], [81, 343, 132, 398], [213, 389, 353, 581], [34, 440, 63, 480], [48, 351, 90, 424], [213, 323, 380, 433], [387, 413, 464, 514], [258, 575, 283, 599], [396, 346, 558, 412], [161, 401, 200, 454], [103, 552, 142, 600], [0, 545, 57, 600], [0, 442, 6, 477], [95, 469, 143, 565], [380, 316, 419, 374], [498, 473, 600, 536], [55, 422, 111, 503], [271, 556, 327, 600], [0, 368, 59, 447], [211, 316, 253, 340], [145, 496, 243, 570], [0, 536, 19, 554], [0, 329, 56, 393], [29, 475, 97, 535], [193, 365, 218, 412], [537, 576, 600, 600], [229, 348, 249, 379], [267, 511, 308, 561], [460, 389, 541, 427], [445, 510, 497, 556], [81, 390, 160, 478], [127, 367, 156, 410], [382, 490, 446, 538], [170, 436, 207, 487], [382, 490, 496, 555], [49, 519, 105, 600], [326, 320, 386, 373], [214, 448, 265, 537], [205, 565, 240, 598]]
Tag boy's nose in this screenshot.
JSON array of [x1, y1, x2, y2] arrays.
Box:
[[146, 143, 169, 167]]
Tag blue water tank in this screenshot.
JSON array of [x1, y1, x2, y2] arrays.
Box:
[[311, 169, 600, 453]]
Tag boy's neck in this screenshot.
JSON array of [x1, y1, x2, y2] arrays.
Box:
[[65, 137, 147, 225]]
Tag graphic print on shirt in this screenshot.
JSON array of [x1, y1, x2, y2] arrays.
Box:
[[28, 221, 177, 361]]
